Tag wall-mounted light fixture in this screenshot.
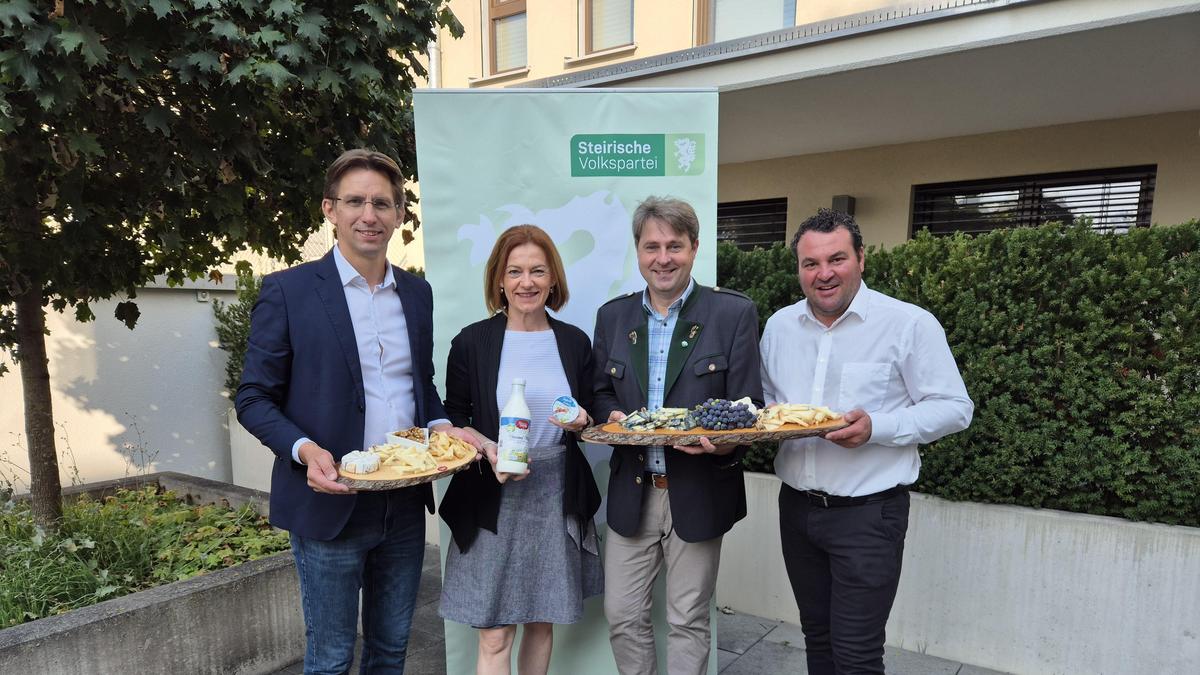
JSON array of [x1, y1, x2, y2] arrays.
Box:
[[832, 195, 856, 215]]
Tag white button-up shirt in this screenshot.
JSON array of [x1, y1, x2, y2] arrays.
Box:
[[760, 283, 973, 497], [292, 246, 445, 462]]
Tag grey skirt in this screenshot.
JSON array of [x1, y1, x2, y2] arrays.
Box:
[[439, 444, 603, 627]]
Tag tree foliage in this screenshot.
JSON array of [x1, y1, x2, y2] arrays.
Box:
[[0, 0, 461, 525], [721, 223, 1200, 526]]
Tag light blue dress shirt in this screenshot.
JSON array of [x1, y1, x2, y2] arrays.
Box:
[[641, 278, 696, 474]]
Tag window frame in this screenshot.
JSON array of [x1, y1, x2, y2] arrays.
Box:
[[488, 0, 527, 75], [717, 197, 789, 251], [585, 0, 634, 55], [909, 165, 1157, 238]]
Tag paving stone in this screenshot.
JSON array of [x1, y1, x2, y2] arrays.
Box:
[[415, 569, 443, 608], [412, 594, 446, 635], [272, 661, 305, 675], [883, 645, 961, 675], [422, 545, 442, 574], [958, 664, 1014, 675], [404, 644, 447, 675], [408, 625, 445, 653], [761, 621, 806, 649], [720, 637, 809, 675], [717, 648, 740, 672], [716, 610, 781, 655]]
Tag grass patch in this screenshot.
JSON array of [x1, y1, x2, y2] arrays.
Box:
[[0, 485, 290, 628]]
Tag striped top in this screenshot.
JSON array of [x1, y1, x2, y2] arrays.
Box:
[[496, 330, 570, 448]]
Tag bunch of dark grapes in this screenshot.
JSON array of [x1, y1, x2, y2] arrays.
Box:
[[692, 399, 756, 431]]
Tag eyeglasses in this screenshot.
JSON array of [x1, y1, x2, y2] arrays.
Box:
[[331, 197, 401, 214]]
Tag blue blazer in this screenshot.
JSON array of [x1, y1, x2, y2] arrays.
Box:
[[235, 250, 448, 540]]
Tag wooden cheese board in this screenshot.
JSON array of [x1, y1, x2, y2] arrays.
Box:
[[580, 418, 849, 447], [336, 452, 476, 490]]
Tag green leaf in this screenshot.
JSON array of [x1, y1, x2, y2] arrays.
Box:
[[55, 24, 111, 68], [147, 0, 173, 18], [251, 27, 286, 47], [126, 42, 153, 68], [208, 19, 241, 41], [314, 66, 343, 95], [190, 0, 220, 8], [295, 11, 327, 44], [267, 0, 297, 19], [0, 49, 38, 87], [0, 0, 35, 28], [438, 6, 464, 39], [114, 301, 141, 330], [254, 60, 292, 87], [355, 3, 391, 32], [226, 58, 255, 83], [116, 62, 139, 84], [67, 132, 105, 159], [273, 42, 310, 65], [22, 24, 55, 54], [186, 51, 221, 73], [143, 107, 173, 136], [345, 60, 381, 83]]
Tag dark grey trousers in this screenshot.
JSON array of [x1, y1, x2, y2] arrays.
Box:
[[778, 484, 910, 675]]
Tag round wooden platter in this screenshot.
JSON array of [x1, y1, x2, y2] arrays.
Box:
[[581, 419, 849, 447], [337, 452, 476, 490]]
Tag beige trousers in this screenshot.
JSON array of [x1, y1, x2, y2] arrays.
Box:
[[604, 484, 723, 675]]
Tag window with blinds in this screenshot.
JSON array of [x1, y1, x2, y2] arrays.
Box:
[[588, 0, 633, 53], [911, 166, 1156, 237], [710, 0, 796, 43], [490, 0, 527, 74], [718, 198, 788, 251]]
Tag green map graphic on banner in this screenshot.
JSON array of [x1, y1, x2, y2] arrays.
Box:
[[571, 133, 706, 176]]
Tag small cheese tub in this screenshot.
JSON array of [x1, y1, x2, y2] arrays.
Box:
[[551, 395, 581, 425]]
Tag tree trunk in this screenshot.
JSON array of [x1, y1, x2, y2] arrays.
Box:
[[15, 285, 62, 527]]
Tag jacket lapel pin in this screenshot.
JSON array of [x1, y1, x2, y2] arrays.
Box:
[[628, 330, 637, 345]]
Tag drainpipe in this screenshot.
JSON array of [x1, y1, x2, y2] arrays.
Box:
[[428, 38, 441, 89]]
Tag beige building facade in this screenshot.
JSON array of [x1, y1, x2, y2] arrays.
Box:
[[428, 0, 1200, 248]]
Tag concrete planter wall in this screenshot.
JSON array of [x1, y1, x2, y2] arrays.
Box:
[[716, 471, 1200, 675], [0, 473, 304, 675]]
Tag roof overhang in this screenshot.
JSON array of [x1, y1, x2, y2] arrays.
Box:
[[528, 0, 1200, 162]]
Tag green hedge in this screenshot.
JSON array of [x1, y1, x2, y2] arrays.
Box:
[[717, 222, 1200, 526]]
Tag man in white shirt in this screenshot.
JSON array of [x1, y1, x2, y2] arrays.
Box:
[[237, 149, 477, 674], [759, 208, 973, 675]]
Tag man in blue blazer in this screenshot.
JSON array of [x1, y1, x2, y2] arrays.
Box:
[[236, 149, 476, 674]]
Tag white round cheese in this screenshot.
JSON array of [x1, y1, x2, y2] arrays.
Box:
[[341, 450, 381, 474]]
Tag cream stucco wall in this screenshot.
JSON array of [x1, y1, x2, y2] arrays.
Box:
[[435, 1, 923, 88], [1, 288, 239, 492], [437, 0, 699, 87], [718, 110, 1200, 249]]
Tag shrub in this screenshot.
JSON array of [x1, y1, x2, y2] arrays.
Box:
[[212, 268, 262, 395], [719, 223, 1200, 526], [0, 486, 289, 627]]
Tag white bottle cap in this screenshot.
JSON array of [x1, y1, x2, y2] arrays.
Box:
[[513, 378, 526, 385]]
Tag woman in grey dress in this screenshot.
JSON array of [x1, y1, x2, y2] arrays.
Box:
[[438, 224, 604, 675]]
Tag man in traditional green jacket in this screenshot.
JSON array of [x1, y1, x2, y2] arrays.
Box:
[[592, 196, 763, 675]]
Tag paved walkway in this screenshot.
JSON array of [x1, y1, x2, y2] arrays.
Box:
[[274, 544, 1010, 674]]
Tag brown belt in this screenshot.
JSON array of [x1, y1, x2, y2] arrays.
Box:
[[645, 472, 668, 489]]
